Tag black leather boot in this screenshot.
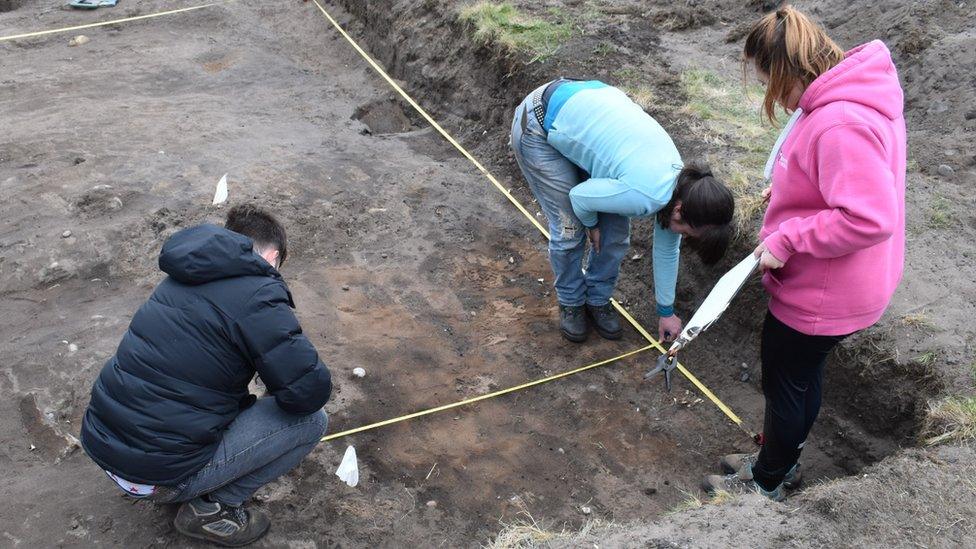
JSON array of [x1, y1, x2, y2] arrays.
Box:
[[586, 303, 622, 340], [559, 304, 588, 342]]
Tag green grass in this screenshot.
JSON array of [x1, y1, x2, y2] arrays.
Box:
[[928, 197, 955, 230], [592, 41, 615, 57], [923, 396, 976, 446], [676, 69, 781, 233], [459, 2, 572, 63], [917, 351, 937, 367]]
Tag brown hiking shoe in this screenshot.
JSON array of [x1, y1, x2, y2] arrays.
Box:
[[174, 498, 270, 547], [720, 452, 802, 489]]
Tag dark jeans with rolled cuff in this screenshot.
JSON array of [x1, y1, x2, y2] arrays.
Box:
[[151, 397, 328, 507], [752, 311, 850, 491]]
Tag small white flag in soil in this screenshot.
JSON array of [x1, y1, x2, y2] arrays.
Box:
[[212, 173, 229, 205], [336, 445, 359, 487]]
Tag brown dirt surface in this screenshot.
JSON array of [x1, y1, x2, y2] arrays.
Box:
[[1, 0, 974, 547]]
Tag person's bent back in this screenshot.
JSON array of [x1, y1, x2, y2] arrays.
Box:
[[81, 204, 332, 547]]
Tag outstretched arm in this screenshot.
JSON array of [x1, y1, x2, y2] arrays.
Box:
[[653, 220, 683, 341]]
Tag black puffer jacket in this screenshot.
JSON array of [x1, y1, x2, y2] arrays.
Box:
[[80, 224, 332, 485]]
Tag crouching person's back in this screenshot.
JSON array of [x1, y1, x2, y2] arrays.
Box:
[[81, 204, 333, 547]]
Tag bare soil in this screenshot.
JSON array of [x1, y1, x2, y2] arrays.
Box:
[[1, 1, 973, 548]]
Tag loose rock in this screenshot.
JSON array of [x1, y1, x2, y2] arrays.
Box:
[[425, 500, 437, 508], [937, 164, 954, 177], [68, 35, 90, 47], [740, 371, 750, 382], [352, 367, 366, 378], [61, 230, 72, 238], [580, 505, 592, 515]]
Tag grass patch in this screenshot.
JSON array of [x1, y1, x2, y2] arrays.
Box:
[[622, 84, 656, 111], [668, 489, 734, 514], [922, 396, 976, 445], [928, 197, 955, 230], [459, 2, 572, 63], [486, 500, 609, 549], [676, 69, 780, 234]]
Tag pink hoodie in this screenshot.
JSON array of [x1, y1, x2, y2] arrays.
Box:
[[760, 40, 907, 336]]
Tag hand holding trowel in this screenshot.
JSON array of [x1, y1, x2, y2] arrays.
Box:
[[644, 253, 760, 391]]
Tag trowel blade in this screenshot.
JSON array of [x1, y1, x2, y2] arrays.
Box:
[[678, 254, 759, 343]]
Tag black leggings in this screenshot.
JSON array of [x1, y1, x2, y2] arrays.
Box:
[[753, 311, 849, 491]]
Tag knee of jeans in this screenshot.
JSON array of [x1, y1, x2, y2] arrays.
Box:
[[549, 212, 584, 251], [305, 409, 329, 441]]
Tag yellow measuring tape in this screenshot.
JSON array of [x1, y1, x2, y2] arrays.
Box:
[[0, 1, 227, 43], [323, 344, 655, 441], [310, 0, 751, 438]]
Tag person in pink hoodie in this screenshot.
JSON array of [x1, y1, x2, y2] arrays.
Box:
[[703, 6, 906, 501]]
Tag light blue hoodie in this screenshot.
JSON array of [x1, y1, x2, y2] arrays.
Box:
[[545, 81, 683, 315]]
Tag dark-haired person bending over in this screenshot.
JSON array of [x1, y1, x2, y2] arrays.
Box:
[[80, 205, 333, 546], [511, 79, 735, 343]]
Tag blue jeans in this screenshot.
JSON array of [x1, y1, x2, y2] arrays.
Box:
[[153, 397, 328, 507], [510, 86, 631, 307]]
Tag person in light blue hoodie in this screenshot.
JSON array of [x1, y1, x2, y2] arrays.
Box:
[[511, 78, 735, 343]]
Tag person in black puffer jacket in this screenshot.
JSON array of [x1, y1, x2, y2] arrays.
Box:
[[81, 204, 333, 547]]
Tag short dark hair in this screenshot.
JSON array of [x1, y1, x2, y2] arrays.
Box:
[[656, 163, 735, 265], [225, 204, 288, 265]]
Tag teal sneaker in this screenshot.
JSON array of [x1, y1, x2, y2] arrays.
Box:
[[702, 463, 786, 502], [720, 452, 802, 489]]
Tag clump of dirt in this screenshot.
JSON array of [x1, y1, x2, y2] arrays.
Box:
[[652, 7, 718, 31], [71, 185, 125, 218], [0, 0, 24, 13], [353, 96, 422, 135]]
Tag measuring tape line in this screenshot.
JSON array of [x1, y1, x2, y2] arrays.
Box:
[[322, 344, 655, 441], [0, 1, 227, 43], [310, 0, 751, 438]]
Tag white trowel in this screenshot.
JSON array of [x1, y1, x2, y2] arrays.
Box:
[[645, 253, 760, 391]]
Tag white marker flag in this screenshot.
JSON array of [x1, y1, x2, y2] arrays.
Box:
[[335, 445, 359, 487]]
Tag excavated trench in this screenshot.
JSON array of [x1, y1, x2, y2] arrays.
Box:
[[329, 0, 938, 486], [0, 1, 947, 546]]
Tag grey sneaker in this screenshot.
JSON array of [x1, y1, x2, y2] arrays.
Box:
[[702, 467, 785, 502], [720, 452, 802, 489], [586, 303, 622, 340], [559, 304, 588, 343], [174, 497, 271, 547]]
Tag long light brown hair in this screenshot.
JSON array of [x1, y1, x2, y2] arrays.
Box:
[[744, 5, 845, 122]]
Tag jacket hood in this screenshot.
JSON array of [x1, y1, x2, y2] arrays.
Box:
[[800, 40, 904, 121], [159, 224, 278, 285]]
